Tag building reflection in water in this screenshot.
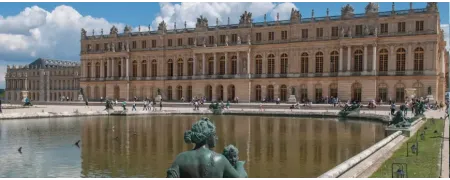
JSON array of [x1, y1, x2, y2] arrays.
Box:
[[80, 115, 385, 178]]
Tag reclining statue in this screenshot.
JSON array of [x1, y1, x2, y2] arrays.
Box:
[[166, 117, 247, 178], [209, 102, 223, 115], [389, 105, 412, 128], [338, 103, 361, 117]]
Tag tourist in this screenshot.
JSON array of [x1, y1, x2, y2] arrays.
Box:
[[122, 101, 127, 111], [148, 100, 153, 111], [85, 99, 89, 107], [160, 100, 163, 111], [66, 96, 69, 101], [235, 97, 239, 104], [259, 102, 264, 111], [134, 96, 137, 101], [181, 96, 185, 102], [226, 101, 230, 109], [390, 103, 396, 115], [143, 100, 148, 111], [132, 101, 137, 111], [100, 97, 103, 103]]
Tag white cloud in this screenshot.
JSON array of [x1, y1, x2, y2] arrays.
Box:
[[441, 24, 449, 51]]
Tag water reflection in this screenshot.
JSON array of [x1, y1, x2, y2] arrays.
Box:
[[0, 115, 385, 178]]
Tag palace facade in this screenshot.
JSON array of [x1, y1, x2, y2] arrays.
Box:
[[80, 2, 447, 103], [5, 58, 81, 101]]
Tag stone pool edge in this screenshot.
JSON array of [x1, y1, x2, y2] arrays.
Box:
[[0, 109, 391, 123]]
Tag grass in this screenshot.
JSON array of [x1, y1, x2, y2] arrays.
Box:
[[370, 118, 444, 178]]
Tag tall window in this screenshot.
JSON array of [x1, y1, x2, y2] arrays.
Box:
[[380, 23, 388, 34], [219, 56, 225, 75], [177, 86, 183, 100], [329, 83, 338, 98], [267, 85, 274, 101], [167, 59, 173, 77], [379, 49, 388, 72], [255, 55, 262, 74], [268, 32, 274, 40], [355, 25, 363, 36], [208, 57, 214, 75], [118, 42, 122, 50], [315, 84, 323, 102], [220, 35, 226, 44], [132, 60, 138, 77], [256, 33, 262, 42], [415, 21, 424, 32], [395, 84, 405, 102], [188, 38, 194, 45], [142, 60, 147, 77], [267, 54, 275, 74], [231, 56, 237, 74], [281, 30, 288, 40], [300, 84, 308, 101], [316, 28, 323, 38], [151, 60, 157, 77], [87, 63, 91, 77], [209, 36, 215, 44], [301, 29, 308, 39], [315, 52, 324, 73], [177, 38, 183, 46], [95, 44, 100, 51], [280, 85, 287, 101], [331, 27, 338, 37], [352, 83, 362, 102], [354, 50, 363, 72], [255, 85, 262, 101], [280, 54, 288, 74], [132, 41, 137, 49], [177, 58, 183, 76], [104, 43, 108, 51], [142, 41, 147, 49], [188, 58, 194, 76], [414, 47, 424, 71], [396, 48, 406, 71], [301, 53, 309, 73], [187, 86, 192, 101], [118, 61, 122, 77], [95, 62, 100, 78], [398, 22, 406, 33], [103, 62, 108, 77], [378, 83, 388, 102], [330, 51, 339, 73], [167, 86, 173, 100], [152, 40, 156, 48], [231, 34, 237, 43], [168, 39, 172, 47]]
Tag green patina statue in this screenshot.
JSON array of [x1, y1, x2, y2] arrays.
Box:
[[338, 103, 361, 117], [390, 105, 412, 127], [209, 102, 223, 115], [166, 117, 247, 178], [104, 99, 114, 111], [414, 101, 425, 116], [23, 97, 32, 106]]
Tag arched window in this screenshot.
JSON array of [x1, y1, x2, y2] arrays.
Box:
[[414, 47, 424, 71], [177, 85, 183, 100], [280, 85, 287, 101], [132, 60, 138, 77], [379, 49, 388, 72], [167, 86, 173, 100], [352, 83, 362, 102], [228, 85, 235, 101], [395, 83, 405, 102], [151, 59, 157, 77], [219, 56, 225, 75], [329, 83, 338, 98], [255, 55, 262, 74], [86, 86, 91, 100], [301, 53, 309, 73], [396, 48, 406, 72], [188, 58, 194, 76], [113, 86, 120, 99], [95, 62, 101, 78], [413, 81, 424, 98], [315, 52, 324, 73], [187, 85, 193, 101], [330, 51, 339, 73], [231, 56, 237, 75], [315, 84, 323, 102], [167, 59, 173, 77], [300, 84, 308, 101], [354, 50, 363, 72], [217, 85, 224, 101], [280, 54, 288, 74], [208, 57, 214, 75], [267, 85, 274, 101], [103, 61, 108, 77], [118, 60, 122, 77], [177, 58, 184, 76], [267, 54, 275, 74], [87, 62, 92, 78], [255, 85, 262, 101], [205, 85, 212, 101], [378, 83, 388, 102], [142, 60, 147, 77], [94, 86, 100, 100]]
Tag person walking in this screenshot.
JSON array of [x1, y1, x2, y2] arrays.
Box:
[[226, 101, 230, 109], [143, 100, 148, 111], [159, 100, 163, 111], [132, 101, 137, 111], [390, 103, 396, 115]]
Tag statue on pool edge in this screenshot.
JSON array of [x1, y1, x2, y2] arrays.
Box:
[[166, 117, 248, 178]]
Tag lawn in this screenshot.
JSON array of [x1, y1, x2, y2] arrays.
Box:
[[370, 118, 444, 178]]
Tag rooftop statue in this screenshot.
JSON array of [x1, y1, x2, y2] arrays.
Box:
[[290, 8, 301, 23], [166, 117, 247, 178], [196, 15, 209, 28], [239, 11, 252, 25], [158, 21, 167, 31], [338, 102, 361, 117], [124, 25, 132, 34], [426, 2, 438, 12], [81, 28, 87, 39], [110, 26, 118, 35], [365, 2, 379, 16], [341, 4, 354, 20]]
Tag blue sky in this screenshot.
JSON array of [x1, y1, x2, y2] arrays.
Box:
[[0, 2, 448, 89]]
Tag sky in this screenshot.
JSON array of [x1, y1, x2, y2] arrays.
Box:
[[0, 2, 448, 89]]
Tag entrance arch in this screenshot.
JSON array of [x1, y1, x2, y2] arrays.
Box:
[[216, 85, 223, 101], [205, 85, 212, 101], [113, 86, 120, 100], [267, 85, 274, 101], [227, 84, 235, 101], [351, 82, 362, 102]]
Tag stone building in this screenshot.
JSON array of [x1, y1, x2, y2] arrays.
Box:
[[5, 58, 81, 102], [80, 2, 447, 103]]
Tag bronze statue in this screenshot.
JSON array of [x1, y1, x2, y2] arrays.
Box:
[[167, 117, 247, 178]]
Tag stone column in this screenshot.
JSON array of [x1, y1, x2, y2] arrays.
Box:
[[24, 78, 28, 90], [247, 49, 251, 75], [363, 45, 368, 72], [193, 54, 197, 76], [100, 58, 104, 78], [407, 44, 413, 71], [111, 58, 115, 77], [263, 52, 267, 74], [236, 51, 240, 75], [224, 52, 228, 75], [372, 44, 377, 72], [202, 53, 206, 75], [442, 50, 445, 74], [46, 72, 50, 101], [347, 46, 351, 71], [339, 47, 343, 71], [126, 57, 130, 77], [90, 60, 95, 78], [39, 70, 44, 101], [213, 53, 217, 75]]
